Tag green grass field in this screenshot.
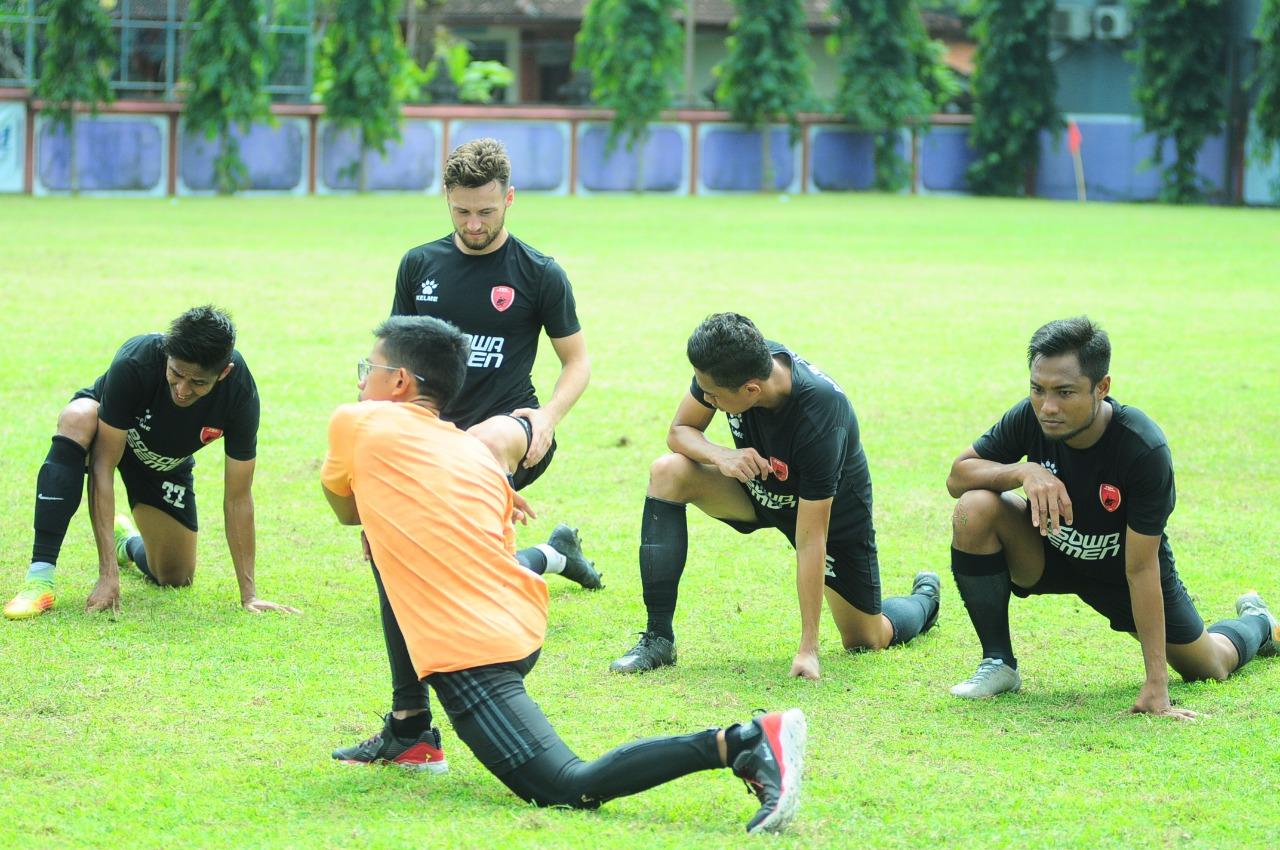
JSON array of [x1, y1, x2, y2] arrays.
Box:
[[1, 193, 1277, 850]]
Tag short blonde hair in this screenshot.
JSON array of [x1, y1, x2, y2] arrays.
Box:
[[444, 138, 511, 190]]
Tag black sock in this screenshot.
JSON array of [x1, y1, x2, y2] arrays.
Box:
[[126, 536, 157, 583], [1208, 614, 1272, 672], [639, 497, 687, 643], [883, 594, 931, 645], [31, 436, 88, 566], [724, 721, 761, 765], [517, 547, 546, 575], [390, 711, 432, 739], [950, 547, 1017, 668]]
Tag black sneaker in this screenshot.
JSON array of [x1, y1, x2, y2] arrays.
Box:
[[332, 714, 448, 773], [912, 570, 942, 633], [547, 524, 603, 590], [608, 631, 676, 673], [732, 709, 807, 834]]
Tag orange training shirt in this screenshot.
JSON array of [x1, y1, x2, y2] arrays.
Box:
[[321, 401, 548, 675]]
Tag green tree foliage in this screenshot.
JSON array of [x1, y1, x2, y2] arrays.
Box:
[[832, 0, 953, 190], [317, 0, 407, 191], [36, 0, 116, 193], [182, 0, 272, 194], [573, 0, 683, 166], [965, 0, 1059, 196], [1130, 0, 1227, 203], [1251, 0, 1280, 173], [715, 0, 813, 190]]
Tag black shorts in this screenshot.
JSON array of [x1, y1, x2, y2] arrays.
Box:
[[1012, 543, 1205, 644], [425, 650, 558, 773], [714, 496, 882, 615], [506, 414, 557, 491], [71, 386, 199, 532]]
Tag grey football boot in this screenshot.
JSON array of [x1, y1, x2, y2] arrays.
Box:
[[950, 658, 1022, 698]]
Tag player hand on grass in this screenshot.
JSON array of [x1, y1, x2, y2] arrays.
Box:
[[512, 407, 555, 468], [86, 576, 121, 614], [242, 597, 302, 615], [789, 649, 820, 681], [712, 447, 773, 484], [1020, 463, 1073, 536], [511, 491, 536, 525], [1129, 681, 1197, 720]]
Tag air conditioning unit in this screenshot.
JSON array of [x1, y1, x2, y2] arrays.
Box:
[[1094, 5, 1133, 40], [1051, 5, 1092, 42]]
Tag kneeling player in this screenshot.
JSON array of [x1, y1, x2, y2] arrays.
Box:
[[609, 313, 940, 681], [946, 317, 1276, 716], [320, 316, 806, 834], [4, 306, 298, 618]]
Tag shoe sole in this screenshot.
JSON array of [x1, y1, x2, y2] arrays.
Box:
[[914, 572, 941, 633], [1237, 592, 1279, 657], [608, 657, 676, 674], [550, 525, 603, 590], [748, 708, 807, 835], [335, 758, 450, 774], [4, 598, 55, 620], [949, 676, 1022, 699]]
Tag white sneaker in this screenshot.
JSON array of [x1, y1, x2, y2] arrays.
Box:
[[1236, 592, 1279, 657], [950, 658, 1022, 699]]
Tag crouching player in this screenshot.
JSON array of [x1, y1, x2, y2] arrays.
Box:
[[946, 316, 1277, 716], [320, 315, 806, 833], [5, 305, 297, 618]]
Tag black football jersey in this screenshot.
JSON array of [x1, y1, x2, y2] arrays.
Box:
[[972, 397, 1176, 581], [691, 341, 874, 542], [391, 233, 580, 430], [92, 334, 260, 472]]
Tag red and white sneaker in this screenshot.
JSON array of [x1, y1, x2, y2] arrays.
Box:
[[732, 708, 807, 834], [332, 714, 448, 773]]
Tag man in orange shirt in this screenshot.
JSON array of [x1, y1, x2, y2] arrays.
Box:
[[321, 316, 807, 834]]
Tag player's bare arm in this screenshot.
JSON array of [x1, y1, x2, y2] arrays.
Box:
[[1126, 529, 1194, 719], [85, 422, 127, 613], [791, 497, 832, 681], [511, 330, 590, 468], [947, 446, 1073, 535], [322, 484, 360, 526], [226, 458, 299, 615], [666, 393, 772, 483]]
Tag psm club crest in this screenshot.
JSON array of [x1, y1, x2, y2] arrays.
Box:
[[1099, 483, 1121, 512], [491, 285, 515, 312]]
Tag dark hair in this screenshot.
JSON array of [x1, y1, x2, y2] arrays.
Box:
[[686, 312, 774, 389], [374, 316, 469, 409], [444, 138, 511, 190], [163, 305, 236, 372], [1027, 316, 1111, 387]]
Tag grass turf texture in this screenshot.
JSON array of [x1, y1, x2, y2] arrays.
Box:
[[0, 193, 1277, 849]]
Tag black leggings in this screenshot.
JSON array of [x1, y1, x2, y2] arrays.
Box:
[[425, 651, 725, 808]]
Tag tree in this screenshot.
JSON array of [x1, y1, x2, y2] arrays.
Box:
[[573, 0, 683, 190], [1250, 0, 1280, 185], [832, 0, 949, 190], [317, 0, 408, 192], [715, 0, 813, 191], [965, 0, 1059, 196], [1130, 0, 1227, 203], [182, 0, 272, 194], [36, 0, 115, 194]]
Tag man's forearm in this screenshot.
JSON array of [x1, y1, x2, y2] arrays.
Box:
[[1127, 562, 1169, 689], [947, 458, 1033, 498], [667, 425, 731, 466], [541, 358, 590, 425], [89, 460, 119, 578], [225, 496, 256, 603], [794, 538, 826, 653]]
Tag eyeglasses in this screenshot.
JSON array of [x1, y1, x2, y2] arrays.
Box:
[[358, 359, 425, 383]]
